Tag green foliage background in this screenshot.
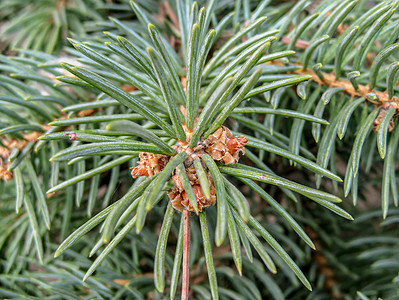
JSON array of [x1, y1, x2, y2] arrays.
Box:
[[1, 0, 399, 299]]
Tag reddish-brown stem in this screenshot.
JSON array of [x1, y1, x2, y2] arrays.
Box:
[[182, 210, 190, 300], [278, 35, 399, 107]]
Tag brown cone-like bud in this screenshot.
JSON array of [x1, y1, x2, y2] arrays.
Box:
[[204, 126, 247, 165], [167, 167, 216, 212], [131, 123, 246, 212], [131, 152, 170, 178]]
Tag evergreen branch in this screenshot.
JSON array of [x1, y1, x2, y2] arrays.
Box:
[[267, 60, 398, 107]]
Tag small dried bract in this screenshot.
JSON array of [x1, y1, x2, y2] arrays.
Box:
[[0, 131, 43, 181], [131, 125, 247, 212], [373, 101, 399, 132], [0, 161, 13, 182], [67, 132, 77, 140]]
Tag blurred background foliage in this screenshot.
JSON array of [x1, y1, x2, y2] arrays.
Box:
[[1, 0, 399, 299]]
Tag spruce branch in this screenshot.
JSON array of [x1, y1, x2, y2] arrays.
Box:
[[266, 59, 399, 108], [2, 0, 399, 298]]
